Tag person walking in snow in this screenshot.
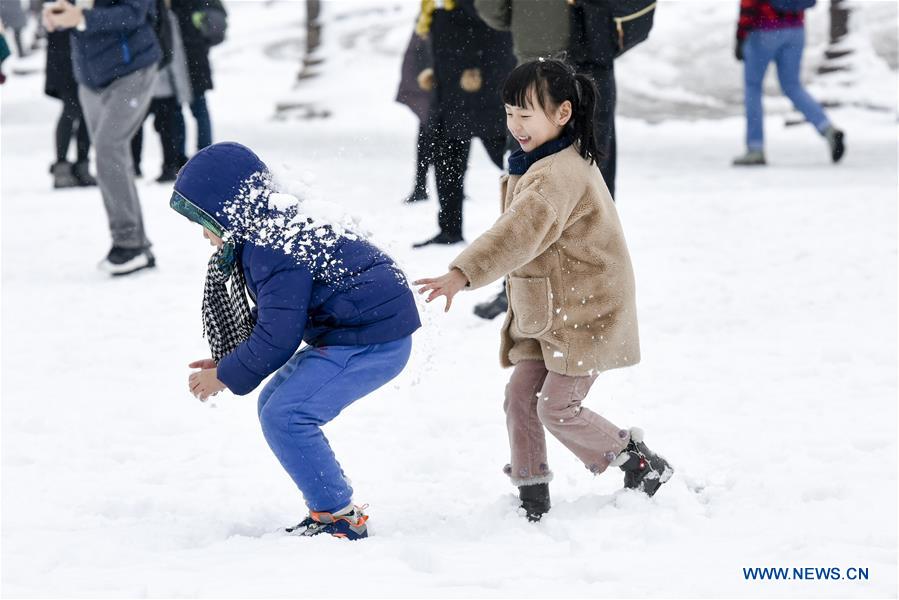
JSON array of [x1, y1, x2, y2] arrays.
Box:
[[416, 59, 672, 522], [733, 0, 845, 166], [131, 0, 193, 183], [43, 0, 161, 276], [170, 0, 226, 152], [412, 0, 515, 248], [171, 142, 421, 540], [395, 24, 436, 205], [45, 21, 97, 189], [0, 0, 29, 58], [0, 24, 10, 84]]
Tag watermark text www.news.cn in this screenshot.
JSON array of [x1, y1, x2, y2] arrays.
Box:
[[743, 567, 869, 581]]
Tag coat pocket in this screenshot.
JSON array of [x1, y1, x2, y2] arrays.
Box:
[[509, 276, 553, 337]]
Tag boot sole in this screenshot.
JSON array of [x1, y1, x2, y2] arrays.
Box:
[[286, 523, 368, 540]]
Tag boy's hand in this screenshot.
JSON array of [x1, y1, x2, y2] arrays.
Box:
[[188, 360, 225, 401], [189, 358, 217, 370], [414, 269, 469, 312]]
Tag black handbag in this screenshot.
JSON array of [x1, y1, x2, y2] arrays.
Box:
[[568, 0, 656, 68], [199, 8, 228, 47], [612, 0, 656, 57]]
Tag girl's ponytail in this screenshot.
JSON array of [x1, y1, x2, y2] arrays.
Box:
[[570, 72, 601, 165]]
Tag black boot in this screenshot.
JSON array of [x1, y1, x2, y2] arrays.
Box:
[[412, 231, 464, 248], [155, 165, 179, 183], [50, 161, 80, 188], [825, 126, 845, 163], [474, 290, 508, 320], [518, 483, 550, 522], [611, 428, 673, 497], [72, 161, 97, 186], [403, 188, 429, 204]]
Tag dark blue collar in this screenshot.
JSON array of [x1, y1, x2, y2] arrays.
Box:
[[508, 136, 573, 176]]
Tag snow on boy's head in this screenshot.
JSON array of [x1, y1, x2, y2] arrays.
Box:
[[267, 162, 363, 242], [267, 192, 299, 212], [217, 160, 370, 277]]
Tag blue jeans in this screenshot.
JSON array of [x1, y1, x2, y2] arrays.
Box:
[[189, 94, 212, 150], [257, 336, 412, 513], [743, 27, 830, 151]]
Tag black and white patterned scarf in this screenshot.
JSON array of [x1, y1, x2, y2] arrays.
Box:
[[202, 245, 255, 362]]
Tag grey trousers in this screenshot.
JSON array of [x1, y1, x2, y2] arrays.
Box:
[[79, 66, 158, 250], [503, 360, 630, 487]]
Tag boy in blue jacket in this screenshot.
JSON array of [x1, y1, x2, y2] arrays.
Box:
[[171, 142, 421, 540]]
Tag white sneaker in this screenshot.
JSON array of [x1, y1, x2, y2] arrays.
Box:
[[98, 247, 156, 276]]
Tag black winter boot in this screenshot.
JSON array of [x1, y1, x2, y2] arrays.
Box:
[[403, 188, 429, 204], [50, 161, 80, 188], [155, 165, 179, 183], [473, 289, 508, 320], [412, 231, 464, 248], [72, 161, 97, 186], [518, 483, 550, 522], [825, 126, 845, 163], [610, 428, 673, 497]]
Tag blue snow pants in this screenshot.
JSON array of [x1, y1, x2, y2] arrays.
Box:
[[257, 336, 413, 513], [743, 27, 831, 151]]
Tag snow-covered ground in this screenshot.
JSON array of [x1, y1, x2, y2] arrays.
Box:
[[2, 1, 897, 598]]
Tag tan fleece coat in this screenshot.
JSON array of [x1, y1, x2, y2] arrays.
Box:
[[450, 145, 640, 376]]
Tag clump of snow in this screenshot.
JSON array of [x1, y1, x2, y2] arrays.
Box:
[[267, 192, 299, 212]]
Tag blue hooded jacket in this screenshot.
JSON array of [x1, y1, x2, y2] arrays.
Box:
[[70, 0, 162, 90], [172, 142, 421, 395]]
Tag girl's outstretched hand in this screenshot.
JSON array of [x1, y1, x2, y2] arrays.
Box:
[[414, 269, 469, 312]]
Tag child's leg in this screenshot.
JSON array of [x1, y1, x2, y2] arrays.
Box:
[[536, 371, 630, 475], [258, 337, 412, 514], [504, 360, 552, 485], [257, 346, 309, 419]]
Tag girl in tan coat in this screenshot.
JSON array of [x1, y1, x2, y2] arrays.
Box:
[[416, 59, 672, 522]]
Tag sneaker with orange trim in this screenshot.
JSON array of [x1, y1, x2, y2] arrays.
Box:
[[285, 505, 369, 540]]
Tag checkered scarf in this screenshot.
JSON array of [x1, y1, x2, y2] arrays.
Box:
[[202, 245, 255, 362]]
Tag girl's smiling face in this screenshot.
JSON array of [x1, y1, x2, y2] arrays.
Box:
[[505, 88, 572, 153]]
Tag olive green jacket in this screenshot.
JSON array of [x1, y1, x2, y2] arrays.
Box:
[[474, 0, 570, 62]]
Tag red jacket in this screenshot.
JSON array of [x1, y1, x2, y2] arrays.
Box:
[[737, 0, 805, 41]]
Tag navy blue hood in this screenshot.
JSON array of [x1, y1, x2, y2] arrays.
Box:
[[171, 141, 270, 235]]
